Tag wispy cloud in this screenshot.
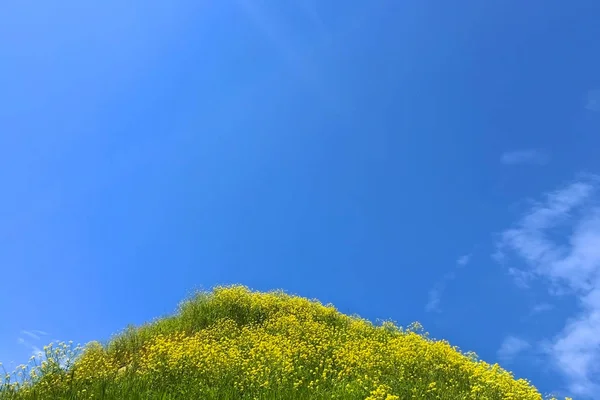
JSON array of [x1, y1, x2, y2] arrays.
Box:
[[498, 336, 531, 363], [500, 149, 549, 166], [586, 89, 600, 112], [425, 284, 443, 313], [237, 0, 343, 114], [531, 303, 554, 314], [495, 176, 600, 398], [425, 254, 471, 312], [457, 254, 471, 267], [17, 329, 48, 358], [20, 330, 47, 341]]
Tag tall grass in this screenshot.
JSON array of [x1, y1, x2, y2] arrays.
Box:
[[0, 285, 570, 400]]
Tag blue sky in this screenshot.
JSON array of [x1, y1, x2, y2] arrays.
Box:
[[1, 0, 600, 398]]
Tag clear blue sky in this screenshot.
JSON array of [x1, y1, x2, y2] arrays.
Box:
[[1, 1, 600, 398]]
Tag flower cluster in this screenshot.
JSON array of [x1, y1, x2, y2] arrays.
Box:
[[0, 285, 571, 400]]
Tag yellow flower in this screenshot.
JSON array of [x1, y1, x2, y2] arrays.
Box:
[[1, 285, 567, 400]]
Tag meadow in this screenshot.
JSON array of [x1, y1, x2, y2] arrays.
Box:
[[0, 285, 571, 400]]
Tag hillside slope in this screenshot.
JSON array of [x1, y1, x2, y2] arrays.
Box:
[[0, 285, 569, 399]]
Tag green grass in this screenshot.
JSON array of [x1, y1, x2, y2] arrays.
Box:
[[0, 285, 570, 400]]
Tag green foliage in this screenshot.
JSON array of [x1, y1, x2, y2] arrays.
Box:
[[0, 285, 571, 400]]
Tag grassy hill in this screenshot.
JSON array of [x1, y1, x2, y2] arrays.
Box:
[[0, 285, 570, 400]]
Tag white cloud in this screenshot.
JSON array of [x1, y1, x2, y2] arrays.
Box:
[[457, 254, 471, 267], [20, 330, 46, 341], [17, 329, 49, 359], [425, 286, 442, 313], [586, 89, 600, 112], [425, 255, 469, 312], [498, 336, 531, 362], [507, 267, 534, 289], [531, 303, 554, 314], [500, 149, 549, 166], [495, 176, 600, 397]]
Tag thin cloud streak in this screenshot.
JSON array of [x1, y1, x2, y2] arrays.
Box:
[[236, 0, 385, 117], [501, 149, 549, 166], [498, 336, 531, 362], [20, 330, 46, 341], [236, 0, 341, 114], [586, 89, 600, 112], [531, 303, 554, 314], [425, 285, 443, 313], [425, 254, 471, 313]]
